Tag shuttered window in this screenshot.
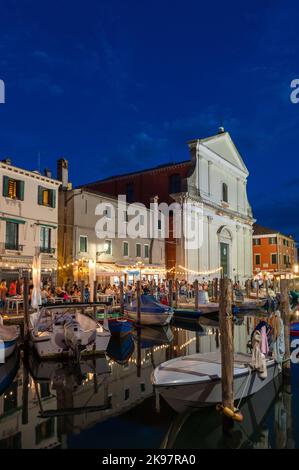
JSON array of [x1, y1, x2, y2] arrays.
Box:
[[3, 176, 24, 200], [123, 241, 129, 257], [38, 186, 56, 208], [5, 222, 19, 250]]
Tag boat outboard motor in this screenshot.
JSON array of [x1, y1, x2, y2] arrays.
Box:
[[63, 314, 82, 361]]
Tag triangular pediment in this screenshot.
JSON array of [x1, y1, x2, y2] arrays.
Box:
[[200, 132, 249, 174]]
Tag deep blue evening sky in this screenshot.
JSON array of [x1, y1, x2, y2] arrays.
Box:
[[0, 1, 298, 237]]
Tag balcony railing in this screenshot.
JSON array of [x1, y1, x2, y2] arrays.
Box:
[[5, 243, 23, 251], [40, 247, 55, 254]]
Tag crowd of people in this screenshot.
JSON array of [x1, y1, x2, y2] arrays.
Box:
[[0, 276, 272, 313]]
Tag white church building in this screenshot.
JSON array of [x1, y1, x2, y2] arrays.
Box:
[[175, 128, 254, 283]]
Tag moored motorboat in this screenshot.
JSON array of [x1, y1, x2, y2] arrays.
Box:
[[124, 295, 173, 326], [29, 305, 111, 359], [108, 318, 133, 334], [0, 315, 20, 360], [152, 351, 281, 413]]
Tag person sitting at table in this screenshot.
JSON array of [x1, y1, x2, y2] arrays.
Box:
[[8, 280, 17, 297], [56, 287, 65, 298], [105, 285, 114, 295]]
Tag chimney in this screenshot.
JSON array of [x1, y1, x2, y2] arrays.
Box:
[[57, 158, 69, 190], [2, 157, 12, 165], [44, 168, 52, 178]]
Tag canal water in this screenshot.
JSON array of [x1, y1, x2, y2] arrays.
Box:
[[0, 314, 298, 449]]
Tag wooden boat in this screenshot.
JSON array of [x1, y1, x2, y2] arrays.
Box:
[[29, 305, 111, 360], [124, 295, 173, 326], [0, 315, 20, 360], [152, 351, 281, 413]]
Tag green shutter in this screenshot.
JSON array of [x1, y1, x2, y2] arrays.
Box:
[[17, 180, 25, 200], [51, 189, 56, 208], [38, 186, 43, 205], [3, 176, 9, 197]]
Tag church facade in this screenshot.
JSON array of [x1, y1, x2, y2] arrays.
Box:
[[175, 129, 254, 283]]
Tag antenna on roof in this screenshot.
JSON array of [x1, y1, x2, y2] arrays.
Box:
[[37, 151, 41, 173]]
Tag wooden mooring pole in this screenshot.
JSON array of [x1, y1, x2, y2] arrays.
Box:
[[194, 279, 199, 311], [175, 279, 179, 308], [168, 279, 173, 308], [136, 280, 141, 326], [119, 281, 124, 315], [214, 278, 218, 302], [80, 280, 85, 303], [280, 279, 291, 378], [219, 278, 234, 431], [93, 280, 97, 319], [136, 280, 142, 378], [23, 271, 30, 341]]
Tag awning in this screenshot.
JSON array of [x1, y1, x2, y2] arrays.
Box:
[[36, 223, 57, 229], [0, 216, 26, 224]]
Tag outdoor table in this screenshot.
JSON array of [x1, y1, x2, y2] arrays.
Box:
[[97, 293, 117, 305], [7, 296, 24, 315], [70, 295, 81, 302], [52, 297, 64, 304]]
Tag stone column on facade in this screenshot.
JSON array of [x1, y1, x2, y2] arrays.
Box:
[[236, 224, 240, 281], [208, 161, 213, 197], [207, 215, 213, 273], [236, 177, 240, 212], [243, 226, 247, 279]]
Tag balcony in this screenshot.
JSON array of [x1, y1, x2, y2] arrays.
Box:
[[4, 243, 23, 252], [40, 247, 55, 254]]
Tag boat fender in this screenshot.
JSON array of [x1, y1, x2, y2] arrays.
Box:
[[216, 404, 243, 422]]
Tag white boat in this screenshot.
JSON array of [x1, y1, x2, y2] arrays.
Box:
[[124, 295, 173, 326], [152, 351, 281, 413], [29, 305, 111, 360], [0, 315, 20, 360]]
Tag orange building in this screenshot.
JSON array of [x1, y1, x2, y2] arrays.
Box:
[[252, 223, 297, 276]]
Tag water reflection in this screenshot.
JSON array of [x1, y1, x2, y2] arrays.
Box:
[[0, 314, 298, 449]]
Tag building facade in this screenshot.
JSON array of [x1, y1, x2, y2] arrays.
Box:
[[252, 223, 297, 277], [57, 160, 165, 285], [0, 159, 60, 282], [83, 129, 254, 283]]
